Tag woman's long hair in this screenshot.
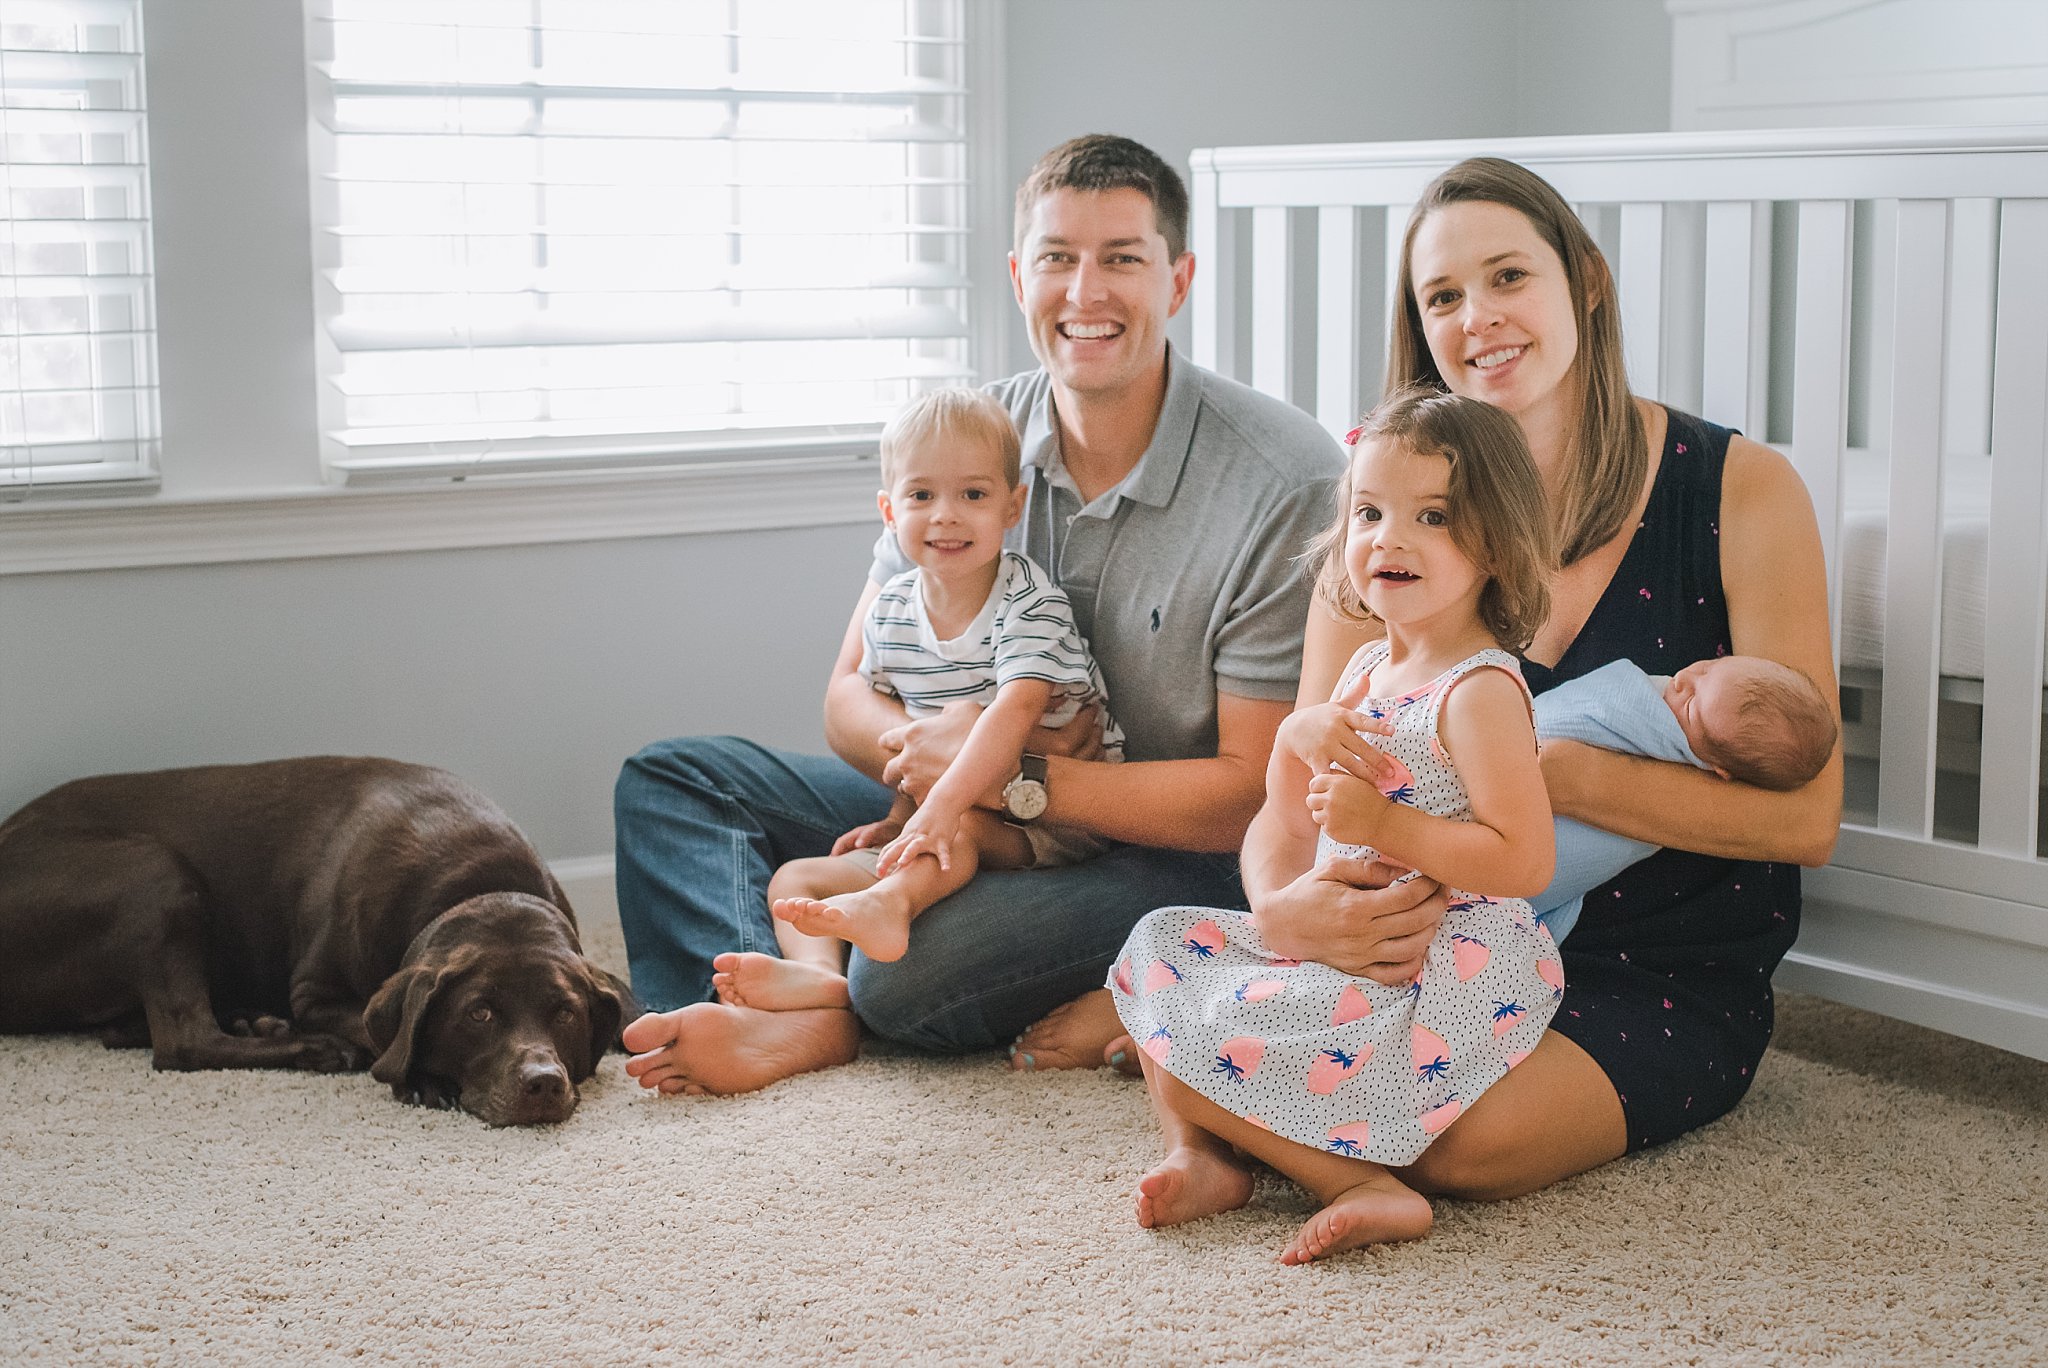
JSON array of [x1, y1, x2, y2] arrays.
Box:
[[1384, 157, 1645, 568]]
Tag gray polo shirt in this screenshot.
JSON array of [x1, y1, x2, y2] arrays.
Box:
[[870, 347, 1342, 764]]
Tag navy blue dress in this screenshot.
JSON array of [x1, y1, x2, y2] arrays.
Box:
[[1521, 407, 1800, 1152]]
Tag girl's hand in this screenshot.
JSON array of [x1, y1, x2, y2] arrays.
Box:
[[1306, 771, 1391, 847], [876, 808, 961, 876], [831, 817, 904, 857], [1276, 703, 1396, 782]]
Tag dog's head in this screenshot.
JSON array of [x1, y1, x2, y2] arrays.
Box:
[[363, 893, 637, 1127]]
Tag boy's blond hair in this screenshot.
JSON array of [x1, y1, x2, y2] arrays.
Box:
[[879, 388, 1022, 488]]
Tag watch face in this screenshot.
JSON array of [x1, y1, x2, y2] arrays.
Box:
[[1005, 780, 1049, 821]]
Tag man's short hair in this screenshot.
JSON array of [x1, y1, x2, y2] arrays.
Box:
[[878, 387, 1022, 488], [1014, 134, 1190, 261]]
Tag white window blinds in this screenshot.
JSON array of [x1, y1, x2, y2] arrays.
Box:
[[310, 0, 974, 483], [0, 0, 157, 497]]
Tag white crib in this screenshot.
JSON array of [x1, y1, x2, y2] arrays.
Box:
[[1189, 125, 2048, 1062]]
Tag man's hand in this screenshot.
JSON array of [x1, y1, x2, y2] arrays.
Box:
[[1306, 771, 1392, 848], [831, 816, 904, 857], [879, 701, 1105, 805], [1251, 856, 1446, 984], [1276, 702, 1395, 781]]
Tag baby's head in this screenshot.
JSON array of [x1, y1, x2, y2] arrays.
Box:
[[1310, 386, 1557, 654], [877, 388, 1025, 572], [1664, 656, 1836, 790]]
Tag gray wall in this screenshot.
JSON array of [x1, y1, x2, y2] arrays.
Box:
[[1, 1, 1672, 863]]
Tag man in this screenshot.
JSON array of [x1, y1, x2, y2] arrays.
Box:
[[615, 134, 1363, 1095]]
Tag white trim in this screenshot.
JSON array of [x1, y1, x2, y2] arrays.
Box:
[[0, 455, 878, 575], [965, 0, 1009, 381]]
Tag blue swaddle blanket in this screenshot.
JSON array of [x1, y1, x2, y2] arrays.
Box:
[[1532, 659, 1708, 942]]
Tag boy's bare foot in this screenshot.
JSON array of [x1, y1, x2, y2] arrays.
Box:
[[1010, 988, 1122, 1071], [711, 951, 850, 1011], [619, 1002, 859, 1096], [1135, 1145, 1255, 1229], [773, 889, 913, 963], [1278, 1171, 1433, 1264]]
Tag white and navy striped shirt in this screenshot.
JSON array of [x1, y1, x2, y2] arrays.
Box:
[[860, 551, 1124, 757]]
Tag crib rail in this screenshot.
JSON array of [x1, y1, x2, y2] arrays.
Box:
[[1191, 125, 2048, 1058]]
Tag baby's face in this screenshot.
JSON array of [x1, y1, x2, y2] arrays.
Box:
[[1662, 656, 1770, 768]]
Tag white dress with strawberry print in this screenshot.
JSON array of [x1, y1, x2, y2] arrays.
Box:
[[1108, 641, 1563, 1166]]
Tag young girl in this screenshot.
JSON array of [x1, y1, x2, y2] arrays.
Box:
[[1107, 387, 1561, 1264]]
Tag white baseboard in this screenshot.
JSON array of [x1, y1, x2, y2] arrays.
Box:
[[549, 855, 618, 929]]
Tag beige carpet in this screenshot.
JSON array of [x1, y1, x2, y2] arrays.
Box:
[[6, 907, 2045, 1367]]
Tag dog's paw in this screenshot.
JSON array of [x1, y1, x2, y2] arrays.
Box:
[[295, 1035, 371, 1073], [230, 1013, 292, 1039], [403, 1078, 461, 1110]]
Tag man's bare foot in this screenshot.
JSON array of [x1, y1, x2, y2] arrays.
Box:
[[619, 1002, 859, 1096], [1010, 988, 1122, 1071], [1278, 1170, 1433, 1264], [773, 889, 912, 963], [711, 952, 850, 1011], [1134, 1145, 1255, 1229]]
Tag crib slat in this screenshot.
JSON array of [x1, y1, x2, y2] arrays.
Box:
[[1980, 198, 2048, 856], [1252, 205, 1293, 401], [1701, 201, 1772, 435], [1876, 200, 1951, 838], [1191, 165, 1228, 374], [1317, 206, 1359, 434], [1618, 203, 1665, 399], [1946, 198, 1998, 459], [1793, 199, 1853, 658]]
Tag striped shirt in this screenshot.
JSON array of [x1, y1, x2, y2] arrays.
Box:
[[860, 550, 1125, 757]]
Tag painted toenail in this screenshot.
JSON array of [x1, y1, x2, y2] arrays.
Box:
[[1017, 1052, 1035, 1070], [1109, 1051, 1127, 1067]]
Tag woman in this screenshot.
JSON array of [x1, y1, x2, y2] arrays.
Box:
[[1251, 156, 1842, 1195]]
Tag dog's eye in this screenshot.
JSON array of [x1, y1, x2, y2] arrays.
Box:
[[556, 1004, 578, 1021], [468, 1006, 492, 1023]]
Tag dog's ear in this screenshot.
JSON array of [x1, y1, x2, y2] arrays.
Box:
[[581, 962, 638, 1062], [364, 958, 461, 1094]]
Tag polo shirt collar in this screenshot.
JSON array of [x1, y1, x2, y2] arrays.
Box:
[[1019, 343, 1199, 510]]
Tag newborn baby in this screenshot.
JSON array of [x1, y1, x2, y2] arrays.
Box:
[[1533, 655, 1836, 942]]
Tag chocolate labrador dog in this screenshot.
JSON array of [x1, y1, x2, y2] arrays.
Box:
[[0, 757, 635, 1127]]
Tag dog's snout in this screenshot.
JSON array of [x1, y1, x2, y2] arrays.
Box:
[[520, 1058, 569, 1099]]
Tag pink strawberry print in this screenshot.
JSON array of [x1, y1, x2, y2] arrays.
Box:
[[1452, 933, 1491, 982], [1505, 1049, 1533, 1069], [1245, 1115, 1272, 1132], [1112, 957, 1133, 996], [1413, 1024, 1451, 1082], [1141, 959, 1183, 993], [1330, 983, 1373, 1026], [1305, 1044, 1370, 1095], [1372, 752, 1417, 805], [1536, 958, 1565, 997], [1490, 999, 1527, 1037], [1142, 1025, 1172, 1063], [1212, 1036, 1265, 1084], [1326, 1122, 1371, 1158], [1420, 1097, 1463, 1135], [1234, 977, 1286, 1004], [1182, 919, 1225, 960]]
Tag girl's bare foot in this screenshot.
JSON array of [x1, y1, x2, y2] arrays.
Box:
[[1278, 1171, 1433, 1264], [619, 1003, 859, 1096], [1134, 1145, 1255, 1229], [711, 951, 850, 1011], [772, 889, 912, 963], [1010, 988, 1123, 1071]]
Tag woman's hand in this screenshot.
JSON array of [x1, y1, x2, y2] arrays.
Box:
[[1276, 703, 1396, 781], [1306, 771, 1392, 847], [1251, 855, 1447, 984]]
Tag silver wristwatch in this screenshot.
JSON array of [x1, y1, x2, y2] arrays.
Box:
[[1000, 753, 1050, 826]]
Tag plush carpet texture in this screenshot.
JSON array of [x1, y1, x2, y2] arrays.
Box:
[[5, 905, 2045, 1367]]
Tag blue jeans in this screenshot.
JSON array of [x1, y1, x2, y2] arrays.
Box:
[[613, 735, 1246, 1052]]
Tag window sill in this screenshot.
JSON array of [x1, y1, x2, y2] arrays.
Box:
[[0, 455, 880, 576]]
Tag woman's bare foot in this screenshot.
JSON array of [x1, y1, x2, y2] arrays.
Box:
[[619, 1002, 859, 1096], [773, 889, 912, 963], [1010, 988, 1124, 1071], [1278, 1170, 1434, 1264], [1134, 1145, 1255, 1229], [711, 952, 850, 1011], [1103, 1032, 1140, 1077]]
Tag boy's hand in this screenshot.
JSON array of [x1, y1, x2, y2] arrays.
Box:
[[1306, 771, 1391, 847], [877, 808, 961, 877], [831, 817, 904, 857], [1278, 703, 1396, 782]]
